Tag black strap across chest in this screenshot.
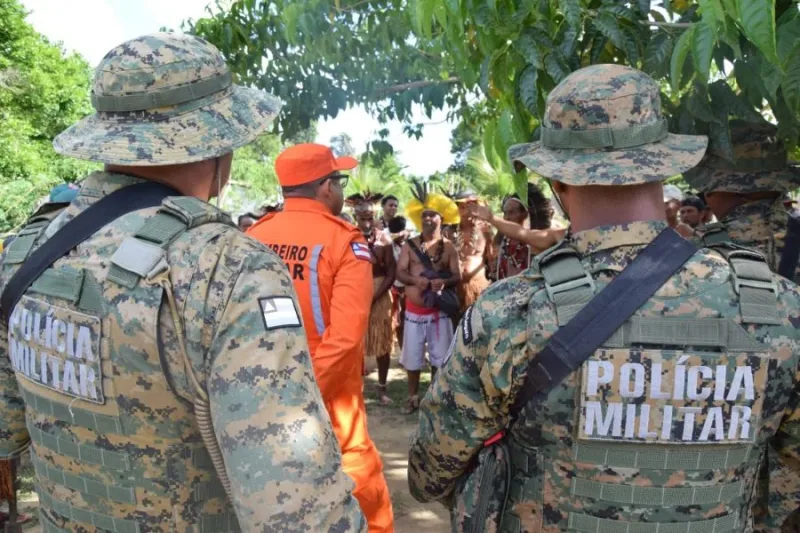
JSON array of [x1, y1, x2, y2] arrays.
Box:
[[510, 229, 698, 417], [1, 182, 179, 321]]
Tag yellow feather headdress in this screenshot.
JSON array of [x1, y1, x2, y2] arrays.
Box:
[[405, 181, 460, 229]]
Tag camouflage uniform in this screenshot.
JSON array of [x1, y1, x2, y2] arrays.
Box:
[[685, 121, 800, 532], [0, 34, 364, 532], [408, 65, 800, 532]]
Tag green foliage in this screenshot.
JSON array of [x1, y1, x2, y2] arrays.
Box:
[[193, 0, 800, 197], [222, 123, 319, 215], [0, 0, 96, 232], [414, 0, 800, 180], [186, 0, 464, 140]]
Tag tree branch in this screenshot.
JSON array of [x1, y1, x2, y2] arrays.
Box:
[[585, 10, 693, 29], [376, 77, 461, 96], [642, 20, 693, 29]]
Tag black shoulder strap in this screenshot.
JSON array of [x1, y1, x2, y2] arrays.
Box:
[[1, 181, 179, 321], [778, 214, 800, 280], [510, 229, 697, 417], [407, 238, 435, 270]]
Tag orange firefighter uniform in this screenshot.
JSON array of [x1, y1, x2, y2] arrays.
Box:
[[247, 144, 394, 533]]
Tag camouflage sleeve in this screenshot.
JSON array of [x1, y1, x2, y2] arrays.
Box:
[[203, 238, 365, 532], [770, 285, 800, 530], [771, 361, 800, 531], [408, 296, 516, 503], [0, 256, 30, 458]]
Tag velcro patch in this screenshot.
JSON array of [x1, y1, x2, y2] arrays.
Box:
[[8, 296, 104, 404], [351, 242, 372, 261], [578, 349, 769, 445], [462, 306, 474, 345], [259, 297, 302, 330]]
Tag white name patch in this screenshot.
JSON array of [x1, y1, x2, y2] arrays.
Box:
[[577, 349, 769, 445], [259, 297, 302, 330], [8, 296, 104, 404]]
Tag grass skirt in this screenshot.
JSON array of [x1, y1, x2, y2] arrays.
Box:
[[365, 276, 393, 357]]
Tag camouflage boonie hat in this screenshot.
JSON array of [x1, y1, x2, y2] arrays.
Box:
[[683, 120, 800, 193], [509, 64, 708, 185], [53, 33, 282, 166]]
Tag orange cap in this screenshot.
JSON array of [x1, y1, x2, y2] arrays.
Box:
[[275, 143, 358, 187]]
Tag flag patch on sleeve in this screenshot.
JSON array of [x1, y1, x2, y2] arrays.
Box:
[[351, 242, 372, 261], [259, 297, 302, 330]]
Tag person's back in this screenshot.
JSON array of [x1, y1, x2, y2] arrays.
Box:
[[248, 144, 394, 533], [0, 34, 364, 533], [408, 64, 800, 532], [685, 120, 800, 532]]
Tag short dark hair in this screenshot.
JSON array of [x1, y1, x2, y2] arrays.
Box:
[[381, 195, 398, 207], [238, 213, 256, 225], [681, 195, 706, 211], [388, 216, 407, 233], [282, 175, 328, 197]]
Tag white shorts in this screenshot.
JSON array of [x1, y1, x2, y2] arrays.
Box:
[[400, 309, 454, 371]]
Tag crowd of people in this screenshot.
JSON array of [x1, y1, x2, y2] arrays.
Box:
[[1, 32, 800, 533]]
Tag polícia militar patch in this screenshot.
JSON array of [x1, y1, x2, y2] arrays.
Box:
[[8, 296, 104, 403], [577, 349, 769, 445]]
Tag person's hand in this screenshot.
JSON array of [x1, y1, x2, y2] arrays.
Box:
[[675, 223, 694, 238], [467, 203, 493, 222], [430, 279, 445, 292], [414, 277, 430, 291]]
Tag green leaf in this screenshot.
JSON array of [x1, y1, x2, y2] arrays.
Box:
[[687, 91, 720, 123], [698, 0, 725, 31], [282, 4, 301, 44], [737, 0, 779, 66], [482, 119, 502, 170], [692, 20, 717, 83], [709, 79, 764, 122], [621, 26, 642, 67], [413, 0, 436, 39], [782, 54, 800, 118], [560, 0, 582, 28], [512, 171, 529, 205], [600, 5, 637, 21], [670, 26, 695, 92], [719, 18, 742, 58], [593, 12, 627, 50], [544, 53, 570, 84], [590, 35, 609, 64], [708, 112, 734, 161], [644, 32, 673, 77], [517, 66, 539, 117], [497, 110, 515, 156], [559, 24, 580, 59], [777, 17, 800, 68], [515, 30, 544, 69], [721, 0, 738, 19], [761, 59, 783, 100], [734, 58, 767, 106], [479, 56, 491, 95]]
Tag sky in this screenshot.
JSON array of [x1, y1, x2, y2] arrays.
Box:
[[20, 0, 456, 176]]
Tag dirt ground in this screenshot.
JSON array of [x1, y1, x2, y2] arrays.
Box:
[[363, 364, 450, 533], [8, 356, 449, 533]]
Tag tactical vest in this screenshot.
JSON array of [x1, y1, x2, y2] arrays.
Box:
[[3, 197, 241, 533], [499, 241, 783, 533]]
